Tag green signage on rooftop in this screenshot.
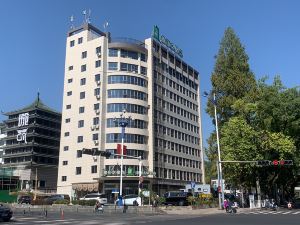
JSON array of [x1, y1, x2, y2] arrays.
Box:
[[152, 25, 183, 58]]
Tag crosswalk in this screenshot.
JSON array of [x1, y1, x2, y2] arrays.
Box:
[[239, 210, 300, 215]]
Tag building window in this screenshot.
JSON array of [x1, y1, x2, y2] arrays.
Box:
[[78, 120, 84, 128], [82, 51, 87, 59], [80, 91, 85, 99], [91, 165, 97, 174], [108, 48, 118, 57], [76, 167, 82, 175], [70, 41, 74, 47], [96, 46, 101, 54], [63, 146, 69, 151], [66, 104, 71, 109], [92, 133, 99, 141], [68, 78, 73, 83], [65, 118, 71, 123], [141, 66, 147, 75], [62, 176, 67, 181], [120, 49, 138, 60], [77, 136, 83, 143], [81, 64, 86, 72], [120, 63, 138, 73], [94, 88, 100, 96], [94, 103, 99, 110], [77, 150, 82, 158], [80, 78, 86, 85], [93, 117, 99, 125], [78, 37, 83, 44], [95, 74, 100, 81], [68, 66, 73, 71], [108, 62, 118, 70], [141, 53, 146, 62], [95, 60, 101, 68], [67, 91, 72, 96], [79, 107, 85, 113], [108, 75, 147, 87], [64, 132, 70, 137], [63, 161, 68, 165]]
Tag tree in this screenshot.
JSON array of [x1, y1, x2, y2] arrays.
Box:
[[206, 27, 257, 180], [207, 27, 256, 124]]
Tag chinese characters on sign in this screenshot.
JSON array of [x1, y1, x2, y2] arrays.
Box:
[[17, 112, 29, 143]]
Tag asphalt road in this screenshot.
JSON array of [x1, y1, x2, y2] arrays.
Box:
[[3, 209, 300, 225]]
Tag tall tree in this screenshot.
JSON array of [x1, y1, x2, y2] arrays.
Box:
[[206, 27, 256, 180]]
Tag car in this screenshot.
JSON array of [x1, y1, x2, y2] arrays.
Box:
[[0, 204, 13, 222], [164, 191, 193, 206], [44, 194, 70, 205], [115, 194, 142, 206], [79, 193, 107, 205], [18, 195, 32, 204]]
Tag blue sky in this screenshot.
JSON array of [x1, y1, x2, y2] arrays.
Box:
[[0, 0, 299, 147]]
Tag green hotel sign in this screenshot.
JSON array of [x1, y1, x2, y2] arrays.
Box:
[[152, 25, 183, 58]]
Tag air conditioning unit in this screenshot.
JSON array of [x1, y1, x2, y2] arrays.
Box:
[[95, 109, 100, 114], [96, 80, 101, 86], [91, 126, 95, 131], [97, 52, 101, 58], [94, 140, 99, 145], [96, 95, 100, 100], [95, 125, 99, 129]]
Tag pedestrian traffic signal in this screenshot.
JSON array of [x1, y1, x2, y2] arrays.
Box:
[[257, 160, 271, 166]]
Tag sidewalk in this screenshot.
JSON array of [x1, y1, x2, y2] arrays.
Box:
[[160, 206, 254, 215]]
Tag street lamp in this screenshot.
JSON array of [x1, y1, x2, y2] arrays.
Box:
[[203, 91, 224, 209], [113, 109, 133, 203]]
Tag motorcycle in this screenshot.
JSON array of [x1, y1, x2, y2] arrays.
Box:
[[287, 201, 292, 210]]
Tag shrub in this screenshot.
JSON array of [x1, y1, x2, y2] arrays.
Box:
[[71, 200, 96, 206], [53, 199, 70, 205]]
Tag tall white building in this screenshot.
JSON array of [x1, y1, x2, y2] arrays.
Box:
[[57, 23, 204, 201], [0, 123, 6, 165]]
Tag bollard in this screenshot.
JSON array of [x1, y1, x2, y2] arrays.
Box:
[[23, 209, 26, 215], [44, 209, 47, 218]]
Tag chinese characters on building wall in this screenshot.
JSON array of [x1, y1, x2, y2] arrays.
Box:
[[17, 112, 29, 143]]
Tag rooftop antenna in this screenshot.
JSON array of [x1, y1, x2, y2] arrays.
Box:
[[83, 9, 91, 24], [103, 21, 109, 32], [70, 15, 75, 29]]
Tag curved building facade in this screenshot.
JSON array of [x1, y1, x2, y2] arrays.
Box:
[[57, 23, 204, 201]]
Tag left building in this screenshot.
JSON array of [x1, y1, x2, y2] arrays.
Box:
[[1, 95, 61, 192]]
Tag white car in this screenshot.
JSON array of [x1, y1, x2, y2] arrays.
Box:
[[79, 193, 107, 205], [115, 194, 142, 206]]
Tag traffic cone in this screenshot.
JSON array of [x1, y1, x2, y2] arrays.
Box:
[[61, 209, 64, 220]]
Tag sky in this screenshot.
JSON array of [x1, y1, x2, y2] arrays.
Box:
[[0, 0, 299, 148]]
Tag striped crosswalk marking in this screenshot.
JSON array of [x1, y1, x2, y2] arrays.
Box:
[[292, 211, 300, 214]]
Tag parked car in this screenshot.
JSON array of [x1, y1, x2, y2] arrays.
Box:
[[18, 195, 32, 204], [164, 191, 193, 206], [44, 194, 70, 205], [115, 194, 142, 206], [0, 204, 13, 222], [79, 193, 107, 205]]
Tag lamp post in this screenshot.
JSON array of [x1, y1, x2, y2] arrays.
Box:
[[114, 110, 133, 201], [204, 92, 224, 209]]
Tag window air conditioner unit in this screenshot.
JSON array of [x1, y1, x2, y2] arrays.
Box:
[[91, 126, 95, 131], [97, 52, 101, 58], [96, 80, 101, 86], [96, 95, 100, 100], [95, 125, 99, 129], [94, 140, 99, 145], [95, 109, 100, 114]]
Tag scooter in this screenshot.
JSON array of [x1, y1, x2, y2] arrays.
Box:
[[287, 201, 292, 210]]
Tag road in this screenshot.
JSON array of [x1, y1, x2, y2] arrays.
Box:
[[3, 209, 300, 225]]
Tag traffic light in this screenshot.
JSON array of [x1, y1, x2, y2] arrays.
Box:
[[82, 148, 113, 158], [99, 151, 113, 158], [257, 160, 271, 166]]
